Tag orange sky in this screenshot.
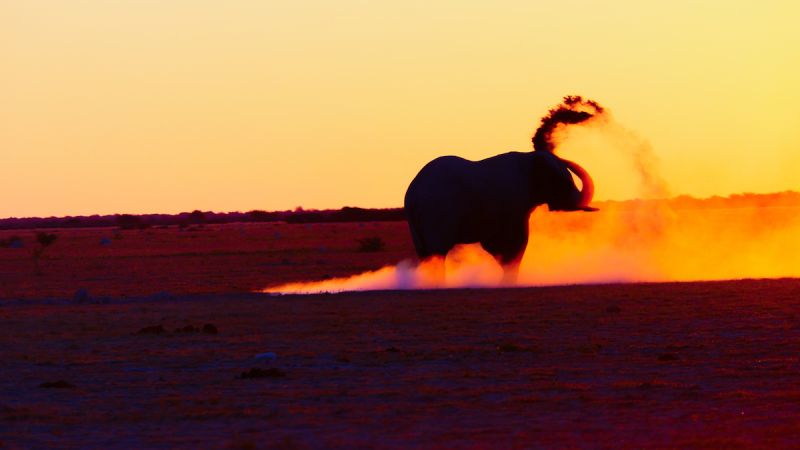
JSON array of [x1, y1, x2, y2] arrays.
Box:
[[2, 1, 798, 217]]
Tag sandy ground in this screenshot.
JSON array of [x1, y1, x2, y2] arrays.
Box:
[[3, 280, 800, 448], [2, 223, 800, 448], [0, 222, 412, 299]]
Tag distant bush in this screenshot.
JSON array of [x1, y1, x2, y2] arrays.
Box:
[[189, 210, 206, 225], [287, 207, 406, 224], [116, 214, 147, 230], [247, 210, 281, 222], [357, 236, 386, 252], [36, 232, 57, 247], [0, 206, 409, 230]]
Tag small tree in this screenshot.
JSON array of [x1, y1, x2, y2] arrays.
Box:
[[33, 232, 57, 275]]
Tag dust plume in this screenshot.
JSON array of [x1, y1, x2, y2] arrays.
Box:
[[551, 108, 670, 200], [532, 95, 604, 153], [263, 245, 505, 294], [519, 193, 800, 284], [266, 194, 800, 294]]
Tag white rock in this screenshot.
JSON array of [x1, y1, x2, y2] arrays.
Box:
[[255, 352, 277, 361]]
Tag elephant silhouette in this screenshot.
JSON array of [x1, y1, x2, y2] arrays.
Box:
[[404, 150, 596, 282], [404, 97, 603, 283]]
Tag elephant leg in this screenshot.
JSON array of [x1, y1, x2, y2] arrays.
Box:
[[412, 217, 451, 285], [501, 263, 520, 285], [407, 221, 429, 260], [494, 247, 524, 285], [484, 223, 528, 286], [484, 251, 522, 285]]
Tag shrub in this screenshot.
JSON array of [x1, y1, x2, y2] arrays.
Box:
[[36, 232, 57, 247], [356, 236, 386, 252]]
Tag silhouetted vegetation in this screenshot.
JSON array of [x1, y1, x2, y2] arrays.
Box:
[[36, 232, 57, 247], [285, 207, 405, 224], [357, 236, 386, 252], [1, 191, 799, 230], [0, 206, 407, 230], [32, 231, 58, 275], [189, 210, 206, 224], [116, 214, 146, 230]]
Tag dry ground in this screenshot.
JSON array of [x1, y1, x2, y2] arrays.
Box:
[[2, 223, 800, 448], [0, 222, 411, 299]]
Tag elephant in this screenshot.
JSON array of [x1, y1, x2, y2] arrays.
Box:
[[404, 150, 596, 282]]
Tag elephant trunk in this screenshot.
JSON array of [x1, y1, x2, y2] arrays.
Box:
[[562, 159, 595, 209]]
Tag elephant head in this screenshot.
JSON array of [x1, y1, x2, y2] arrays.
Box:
[[532, 151, 597, 212]]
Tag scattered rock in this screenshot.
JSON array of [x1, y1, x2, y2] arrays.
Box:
[[666, 343, 691, 351], [255, 352, 277, 361], [497, 343, 526, 353], [658, 353, 679, 362], [135, 325, 166, 335], [4, 236, 24, 249], [577, 343, 603, 355], [150, 292, 175, 301], [73, 288, 91, 302], [239, 368, 285, 379], [39, 380, 76, 389], [148, 323, 219, 335], [227, 439, 258, 450]]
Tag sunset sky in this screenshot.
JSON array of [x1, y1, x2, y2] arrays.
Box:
[[2, 1, 798, 217]]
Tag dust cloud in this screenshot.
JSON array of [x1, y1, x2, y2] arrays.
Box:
[[263, 247, 504, 294], [532, 95, 605, 153], [265, 102, 800, 294]]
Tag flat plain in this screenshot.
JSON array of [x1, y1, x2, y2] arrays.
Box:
[[1, 223, 800, 448]]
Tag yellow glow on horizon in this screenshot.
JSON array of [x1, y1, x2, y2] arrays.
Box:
[[2, 0, 799, 217]]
